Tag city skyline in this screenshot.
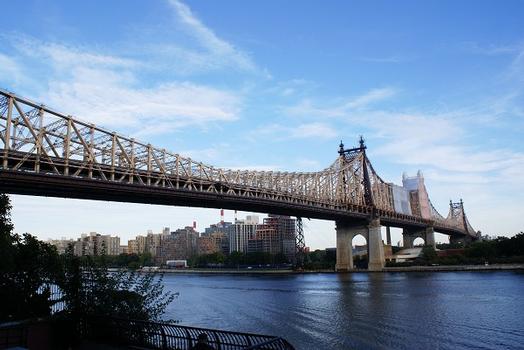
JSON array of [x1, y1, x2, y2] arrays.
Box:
[[1, 0, 523, 249]]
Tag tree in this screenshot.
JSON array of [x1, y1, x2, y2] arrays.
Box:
[[0, 193, 176, 323], [0, 194, 61, 322], [59, 249, 176, 322]]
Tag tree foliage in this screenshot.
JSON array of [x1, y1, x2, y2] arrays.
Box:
[[0, 193, 175, 323], [190, 251, 289, 268], [0, 194, 61, 322], [59, 252, 176, 321], [466, 234, 524, 259]]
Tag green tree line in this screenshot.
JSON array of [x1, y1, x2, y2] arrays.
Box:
[[189, 251, 290, 268]]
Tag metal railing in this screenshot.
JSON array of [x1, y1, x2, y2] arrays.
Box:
[[81, 315, 294, 350], [0, 320, 28, 349], [1, 315, 294, 350]]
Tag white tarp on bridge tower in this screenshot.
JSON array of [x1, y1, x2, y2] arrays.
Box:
[[401, 171, 431, 219], [391, 184, 412, 215]]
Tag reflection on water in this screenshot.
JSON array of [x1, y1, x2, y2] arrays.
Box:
[[162, 272, 524, 350]]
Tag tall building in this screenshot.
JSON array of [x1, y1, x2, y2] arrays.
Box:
[[47, 238, 75, 254], [127, 239, 139, 254], [228, 216, 259, 253], [197, 236, 219, 255], [156, 226, 199, 264], [247, 215, 296, 261], [247, 224, 279, 254], [211, 231, 230, 255], [127, 228, 169, 257], [73, 232, 120, 256]]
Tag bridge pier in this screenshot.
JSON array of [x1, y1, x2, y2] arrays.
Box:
[[335, 222, 353, 271], [367, 219, 385, 271], [335, 219, 384, 272], [402, 227, 436, 249]]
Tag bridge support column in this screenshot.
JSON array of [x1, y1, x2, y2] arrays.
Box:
[[425, 227, 436, 249], [335, 221, 352, 271], [403, 229, 414, 248], [368, 218, 384, 271]]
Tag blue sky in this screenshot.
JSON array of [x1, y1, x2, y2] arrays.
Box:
[[1, 0, 523, 248]]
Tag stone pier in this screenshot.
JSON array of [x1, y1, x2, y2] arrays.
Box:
[[335, 221, 353, 271], [367, 219, 385, 271], [402, 226, 436, 249], [335, 219, 384, 272]]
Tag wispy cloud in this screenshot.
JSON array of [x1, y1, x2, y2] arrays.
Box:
[[166, 0, 265, 76], [46, 69, 240, 128], [359, 55, 415, 63], [285, 87, 397, 118], [461, 41, 522, 56], [251, 122, 338, 141], [1, 35, 242, 136], [291, 122, 337, 138], [0, 53, 27, 87]]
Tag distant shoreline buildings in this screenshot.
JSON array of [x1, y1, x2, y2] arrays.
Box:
[[47, 210, 304, 265]]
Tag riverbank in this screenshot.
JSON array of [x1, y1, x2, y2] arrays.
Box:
[[382, 263, 524, 272], [151, 263, 524, 274], [155, 268, 296, 274]]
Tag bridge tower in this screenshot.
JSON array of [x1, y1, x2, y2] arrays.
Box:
[[295, 217, 306, 267], [448, 199, 474, 246], [335, 137, 384, 271]]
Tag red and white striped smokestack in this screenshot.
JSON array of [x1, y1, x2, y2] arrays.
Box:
[[193, 221, 196, 229], [220, 209, 224, 225]]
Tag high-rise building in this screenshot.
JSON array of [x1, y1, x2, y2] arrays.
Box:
[[47, 238, 75, 254], [228, 216, 259, 253], [72, 232, 120, 256], [127, 239, 139, 254], [247, 224, 279, 254], [197, 236, 219, 255], [247, 215, 296, 261], [156, 226, 199, 264], [211, 231, 230, 255]]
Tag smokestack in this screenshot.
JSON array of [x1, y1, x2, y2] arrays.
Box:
[[193, 221, 196, 229], [234, 210, 238, 223], [220, 209, 224, 225]]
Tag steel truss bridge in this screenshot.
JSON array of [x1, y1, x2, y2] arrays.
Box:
[[0, 90, 478, 269]]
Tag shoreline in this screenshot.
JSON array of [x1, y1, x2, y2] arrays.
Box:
[[382, 263, 524, 272], [151, 263, 524, 274]]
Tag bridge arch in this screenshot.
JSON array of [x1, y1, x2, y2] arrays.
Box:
[[352, 233, 368, 269], [413, 237, 425, 246]]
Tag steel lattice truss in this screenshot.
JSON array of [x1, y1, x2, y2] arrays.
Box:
[[0, 90, 477, 237]]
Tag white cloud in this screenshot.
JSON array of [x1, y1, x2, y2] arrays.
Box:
[[251, 122, 338, 141], [462, 41, 521, 56], [0, 53, 26, 86], [46, 66, 240, 130], [291, 122, 337, 139], [359, 55, 415, 63], [343, 88, 397, 110], [2, 35, 243, 136], [285, 87, 397, 117], [167, 0, 261, 74]]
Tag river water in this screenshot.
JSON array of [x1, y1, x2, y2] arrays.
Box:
[[162, 271, 524, 350]]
